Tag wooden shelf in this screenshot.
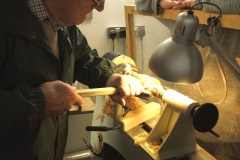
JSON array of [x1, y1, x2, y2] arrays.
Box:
[[124, 5, 240, 61], [69, 97, 95, 115]]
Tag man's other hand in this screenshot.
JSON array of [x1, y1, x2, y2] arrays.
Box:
[[39, 80, 84, 117]]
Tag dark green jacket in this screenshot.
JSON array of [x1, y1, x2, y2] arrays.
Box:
[[0, 0, 119, 159]]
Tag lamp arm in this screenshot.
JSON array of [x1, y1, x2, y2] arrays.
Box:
[[197, 31, 240, 81]]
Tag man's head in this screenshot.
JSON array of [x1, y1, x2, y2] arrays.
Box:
[[43, 0, 105, 26]]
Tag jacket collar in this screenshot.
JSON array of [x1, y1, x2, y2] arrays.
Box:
[[0, 0, 56, 53]]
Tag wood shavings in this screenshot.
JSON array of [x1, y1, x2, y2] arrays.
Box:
[[102, 98, 114, 117], [94, 132, 103, 153], [121, 111, 135, 119], [125, 96, 145, 110], [94, 97, 114, 126], [122, 96, 146, 119], [147, 141, 161, 153], [133, 132, 148, 146], [94, 113, 105, 126], [121, 97, 146, 119], [102, 96, 145, 118]]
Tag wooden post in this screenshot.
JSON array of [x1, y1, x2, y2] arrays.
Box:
[[124, 5, 136, 61]]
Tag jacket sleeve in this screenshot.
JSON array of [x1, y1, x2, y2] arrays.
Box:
[[69, 26, 121, 88], [199, 0, 240, 14], [135, 0, 160, 15], [0, 86, 45, 136], [135, 0, 240, 15], [0, 33, 46, 137]]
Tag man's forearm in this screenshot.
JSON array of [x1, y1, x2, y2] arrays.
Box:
[[135, 0, 160, 14]]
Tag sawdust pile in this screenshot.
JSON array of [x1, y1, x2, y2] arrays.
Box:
[[102, 96, 145, 118], [133, 133, 161, 153], [147, 141, 161, 153], [133, 132, 148, 146]]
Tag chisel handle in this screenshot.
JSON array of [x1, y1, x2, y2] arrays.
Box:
[[76, 87, 118, 97]]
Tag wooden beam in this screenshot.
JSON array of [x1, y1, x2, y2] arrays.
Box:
[[126, 5, 240, 30]]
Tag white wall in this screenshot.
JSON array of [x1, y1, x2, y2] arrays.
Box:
[[65, 0, 171, 154], [77, 0, 171, 75], [78, 0, 136, 55]]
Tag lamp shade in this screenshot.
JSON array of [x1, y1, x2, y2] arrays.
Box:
[[148, 12, 204, 84]]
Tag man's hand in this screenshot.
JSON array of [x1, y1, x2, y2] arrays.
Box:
[[39, 80, 84, 117], [159, 0, 194, 10], [106, 74, 145, 106]]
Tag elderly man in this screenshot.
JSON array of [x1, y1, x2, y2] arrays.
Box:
[[0, 0, 144, 159]]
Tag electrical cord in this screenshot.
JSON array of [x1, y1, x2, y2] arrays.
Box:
[[83, 138, 110, 158], [188, 2, 222, 35], [120, 28, 126, 54], [138, 28, 146, 73], [109, 30, 116, 51], [122, 38, 126, 54], [189, 3, 227, 105], [196, 46, 228, 105]]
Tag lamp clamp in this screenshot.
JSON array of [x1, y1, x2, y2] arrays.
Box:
[[207, 16, 219, 26]]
